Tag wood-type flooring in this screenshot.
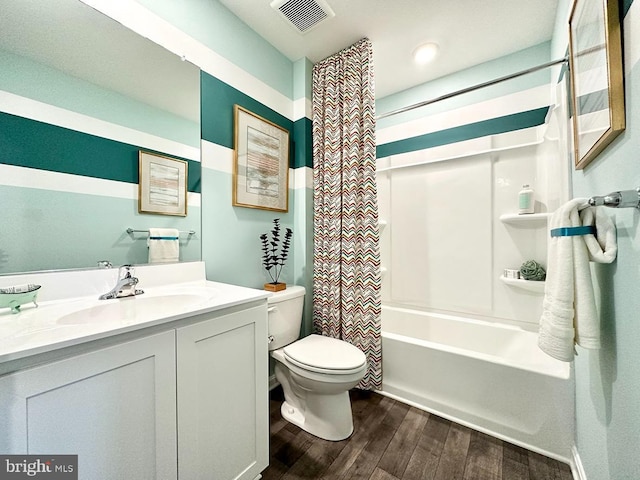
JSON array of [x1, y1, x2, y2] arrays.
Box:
[[262, 388, 573, 480]]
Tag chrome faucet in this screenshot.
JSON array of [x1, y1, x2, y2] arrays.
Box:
[[99, 265, 144, 300]]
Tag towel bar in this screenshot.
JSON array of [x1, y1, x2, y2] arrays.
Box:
[[588, 187, 640, 209], [126, 228, 195, 236]]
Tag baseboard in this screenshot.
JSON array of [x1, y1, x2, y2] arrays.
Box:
[[571, 446, 587, 480], [269, 374, 280, 391]]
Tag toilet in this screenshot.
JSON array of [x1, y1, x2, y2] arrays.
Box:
[[268, 285, 367, 441]]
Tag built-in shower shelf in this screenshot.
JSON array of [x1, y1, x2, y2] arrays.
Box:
[[500, 213, 551, 227], [500, 276, 545, 293]]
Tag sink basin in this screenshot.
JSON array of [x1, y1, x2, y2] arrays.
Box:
[[57, 292, 214, 325]]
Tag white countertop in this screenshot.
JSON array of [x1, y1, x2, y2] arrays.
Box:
[[0, 263, 270, 364]]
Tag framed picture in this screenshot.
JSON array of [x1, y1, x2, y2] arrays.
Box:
[[233, 105, 289, 212], [138, 150, 188, 216], [568, 0, 625, 170]]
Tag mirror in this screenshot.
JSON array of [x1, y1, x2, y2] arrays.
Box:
[[0, 0, 201, 275]]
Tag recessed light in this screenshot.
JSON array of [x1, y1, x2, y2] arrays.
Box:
[[413, 42, 439, 65]]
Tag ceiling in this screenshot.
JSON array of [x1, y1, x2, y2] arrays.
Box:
[[0, 0, 561, 114], [218, 0, 561, 99]]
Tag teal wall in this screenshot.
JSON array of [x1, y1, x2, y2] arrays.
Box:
[[1, 185, 200, 273], [163, 0, 314, 303], [0, 112, 200, 191], [199, 72, 298, 288], [376, 107, 550, 158], [0, 49, 199, 148], [376, 42, 552, 129], [376, 41, 553, 160], [552, 0, 640, 478], [134, 0, 293, 99], [0, 48, 201, 273]]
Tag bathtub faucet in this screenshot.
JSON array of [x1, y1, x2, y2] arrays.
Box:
[[99, 265, 144, 300]]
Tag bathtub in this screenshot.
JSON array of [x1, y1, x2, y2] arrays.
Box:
[[381, 306, 574, 461]]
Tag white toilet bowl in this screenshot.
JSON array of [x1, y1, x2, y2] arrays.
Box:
[[271, 334, 367, 441], [267, 287, 367, 441]]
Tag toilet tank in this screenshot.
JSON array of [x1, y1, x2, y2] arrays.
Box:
[[268, 285, 305, 351]]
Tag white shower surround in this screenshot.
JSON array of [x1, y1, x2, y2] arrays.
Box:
[[376, 81, 570, 328], [380, 305, 574, 461], [376, 81, 574, 464]]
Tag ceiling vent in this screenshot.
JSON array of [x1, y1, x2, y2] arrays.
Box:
[[270, 0, 335, 34]]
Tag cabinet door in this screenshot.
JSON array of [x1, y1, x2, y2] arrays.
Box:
[[0, 331, 177, 480], [177, 304, 268, 480]]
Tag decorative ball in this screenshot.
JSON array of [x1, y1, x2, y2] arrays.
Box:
[[520, 260, 546, 281]]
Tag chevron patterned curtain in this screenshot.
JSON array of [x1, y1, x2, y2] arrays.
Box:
[[311, 38, 382, 391]]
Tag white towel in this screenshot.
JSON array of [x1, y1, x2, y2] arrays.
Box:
[[538, 199, 617, 361], [148, 228, 180, 264]]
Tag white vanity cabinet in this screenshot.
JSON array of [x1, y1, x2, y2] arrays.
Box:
[[177, 305, 268, 480], [0, 300, 269, 480], [0, 330, 178, 479]]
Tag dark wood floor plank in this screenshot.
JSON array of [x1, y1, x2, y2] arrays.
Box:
[[261, 459, 288, 480], [377, 407, 428, 478], [528, 451, 573, 480], [269, 427, 297, 463], [262, 388, 573, 480], [432, 423, 472, 480], [273, 427, 316, 469], [268, 388, 290, 436], [503, 457, 530, 480], [462, 430, 502, 480], [351, 388, 383, 418], [557, 460, 574, 480], [528, 451, 560, 480], [402, 414, 451, 480], [503, 442, 529, 466], [370, 467, 401, 480], [501, 441, 530, 480], [320, 395, 396, 479], [340, 401, 411, 480], [381, 399, 412, 428], [281, 435, 349, 479]]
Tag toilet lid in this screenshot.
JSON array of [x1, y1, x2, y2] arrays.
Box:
[[283, 334, 366, 374]]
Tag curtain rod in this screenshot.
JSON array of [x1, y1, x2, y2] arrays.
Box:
[[376, 57, 569, 121]]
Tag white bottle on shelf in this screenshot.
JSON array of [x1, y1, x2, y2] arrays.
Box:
[[518, 184, 535, 214]]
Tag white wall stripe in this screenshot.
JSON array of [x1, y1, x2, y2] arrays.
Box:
[[0, 91, 200, 161], [81, 0, 294, 121], [201, 140, 233, 174], [376, 125, 544, 169], [0, 163, 202, 207], [202, 139, 310, 191], [377, 85, 551, 146], [293, 98, 313, 122], [293, 166, 313, 190]]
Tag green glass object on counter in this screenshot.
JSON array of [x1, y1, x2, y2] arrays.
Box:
[[0, 284, 41, 313]]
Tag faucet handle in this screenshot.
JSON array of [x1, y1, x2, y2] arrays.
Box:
[[97, 260, 113, 269], [118, 264, 134, 279]]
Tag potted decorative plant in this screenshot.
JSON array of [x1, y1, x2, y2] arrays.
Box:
[[259, 219, 292, 292]]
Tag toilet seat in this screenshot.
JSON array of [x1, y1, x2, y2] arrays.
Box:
[[283, 334, 366, 375]]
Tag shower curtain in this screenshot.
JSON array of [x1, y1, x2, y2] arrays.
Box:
[[311, 38, 382, 391]]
